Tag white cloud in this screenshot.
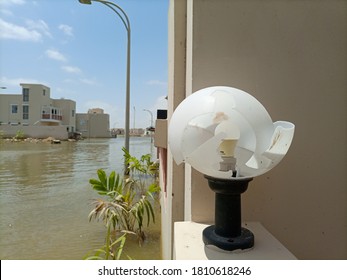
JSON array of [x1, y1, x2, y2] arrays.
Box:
[[61, 65, 81, 74], [0, 0, 26, 6], [0, 76, 46, 87], [0, 18, 51, 41], [0, 18, 41, 41], [59, 24, 73, 37], [45, 49, 67, 62], [146, 80, 167, 86], [80, 78, 98, 86], [1, 9, 13, 16], [26, 19, 52, 38]]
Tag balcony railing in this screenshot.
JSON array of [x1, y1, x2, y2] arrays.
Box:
[[41, 114, 62, 121]]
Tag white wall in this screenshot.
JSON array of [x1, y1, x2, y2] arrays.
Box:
[[168, 0, 347, 259]]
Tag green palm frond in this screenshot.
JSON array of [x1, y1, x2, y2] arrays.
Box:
[[86, 148, 160, 259]]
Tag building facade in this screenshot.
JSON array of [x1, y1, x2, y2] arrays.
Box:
[[76, 108, 111, 138], [0, 84, 75, 139]]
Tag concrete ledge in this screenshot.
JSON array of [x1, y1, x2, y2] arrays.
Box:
[[174, 221, 296, 260], [154, 119, 167, 148]]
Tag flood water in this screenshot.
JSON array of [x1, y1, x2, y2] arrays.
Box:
[[0, 137, 161, 260]]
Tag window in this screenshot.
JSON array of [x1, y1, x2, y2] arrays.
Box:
[[72, 109, 75, 117], [43, 89, 46, 96], [23, 88, 29, 102], [23, 105, 29, 120], [11, 104, 18, 114]]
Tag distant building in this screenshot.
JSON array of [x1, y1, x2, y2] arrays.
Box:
[[130, 128, 145, 136], [0, 84, 76, 139], [88, 108, 104, 114], [76, 109, 110, 138], [110, 128, 124, 138]]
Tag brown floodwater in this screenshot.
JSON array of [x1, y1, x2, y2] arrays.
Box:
[[0, 137, 161, 260]]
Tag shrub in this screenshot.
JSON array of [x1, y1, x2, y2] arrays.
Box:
[[15, 130, 25, 140], [85, 148, 160, 259]]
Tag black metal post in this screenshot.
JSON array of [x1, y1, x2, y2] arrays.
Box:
[[203, 175, 254, 251]]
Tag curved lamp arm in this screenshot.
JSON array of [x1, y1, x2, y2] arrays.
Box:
[[78, 0, 131, 163], [79, 0, 130, 31]]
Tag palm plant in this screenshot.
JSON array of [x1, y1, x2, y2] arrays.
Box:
[[122, 147, 160, 196], [86, 149, 160, 259], [123, 147, 159, 177], [88, 169, 156, 243], [84, 231, 127, 260]]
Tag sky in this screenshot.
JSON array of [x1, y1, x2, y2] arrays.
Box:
[[0, 0, 169, 129]]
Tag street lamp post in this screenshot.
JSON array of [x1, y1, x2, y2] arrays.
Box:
[[143, 109, 153, 143], [79, 0, 131, 157]]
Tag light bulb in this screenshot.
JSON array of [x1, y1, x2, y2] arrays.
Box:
[[219, 139, 238, 176], [219, 139, 238, 157]]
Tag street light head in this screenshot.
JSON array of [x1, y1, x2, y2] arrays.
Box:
[[78, 0, 92, 5]]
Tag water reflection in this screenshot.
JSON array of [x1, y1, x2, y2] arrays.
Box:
[[0, 137, 160, 260]]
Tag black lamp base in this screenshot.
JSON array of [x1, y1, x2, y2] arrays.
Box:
[[203, 175, 254, 252], [203, 225, 254, 251]]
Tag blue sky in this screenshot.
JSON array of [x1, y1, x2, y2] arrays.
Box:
[[0, 0, 169, 129]]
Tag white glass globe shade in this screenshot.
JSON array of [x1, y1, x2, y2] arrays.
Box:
[[168, 86, 295, 179]]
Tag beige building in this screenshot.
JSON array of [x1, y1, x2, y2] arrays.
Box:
[[0, 85, 111, 139], [157, 0, 347, 260], [76, 108, 110, 138], [0, 84, 76, 139], [87, 108, 104, 114]]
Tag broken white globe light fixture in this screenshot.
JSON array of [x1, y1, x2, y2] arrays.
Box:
[[168, 86, 295, 251]]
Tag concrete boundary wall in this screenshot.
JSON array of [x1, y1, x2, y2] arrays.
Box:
[[0, 124, 68, 139]]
